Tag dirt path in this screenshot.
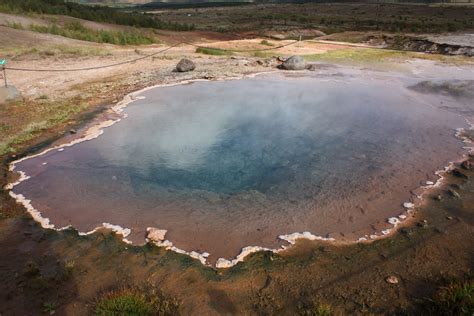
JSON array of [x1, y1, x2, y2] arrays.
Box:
[[0, 24, 351, 101]]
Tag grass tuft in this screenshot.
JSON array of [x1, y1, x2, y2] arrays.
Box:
[[196, 47, 233, 56], [0, 99, 89, 156], [298, 300, 332, 316], [427, 276, 474, 315], [260, 40, 274, 46], [94, 286, 179, 316]]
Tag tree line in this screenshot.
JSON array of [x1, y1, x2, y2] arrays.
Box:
[[0, 0, 195, 31]]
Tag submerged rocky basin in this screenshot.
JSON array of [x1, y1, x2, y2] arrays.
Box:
[[9, 64, 474, 265]]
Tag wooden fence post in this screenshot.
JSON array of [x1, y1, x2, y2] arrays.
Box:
[[2, 67, 7, 88]]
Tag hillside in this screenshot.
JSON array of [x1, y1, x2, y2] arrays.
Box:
[[0, 0, 194, 30]]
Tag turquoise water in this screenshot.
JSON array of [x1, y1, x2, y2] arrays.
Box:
[[13, 71, 467, 261]]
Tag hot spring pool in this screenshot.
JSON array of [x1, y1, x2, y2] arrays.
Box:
[[9, 68, 471, 265]]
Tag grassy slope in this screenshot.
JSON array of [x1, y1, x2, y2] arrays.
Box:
[[149, 3, 474, 34]]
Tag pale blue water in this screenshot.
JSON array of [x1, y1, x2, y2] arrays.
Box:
[[14, 71, 468, 260]]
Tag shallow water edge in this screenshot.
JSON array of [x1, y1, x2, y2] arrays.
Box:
[[5, 70, 474, 268]]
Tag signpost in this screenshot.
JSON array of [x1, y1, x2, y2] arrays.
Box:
[[0, 59, 7, 87]]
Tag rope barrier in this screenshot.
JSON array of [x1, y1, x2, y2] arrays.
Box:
[[4, 42, 184, 72], [3, 39, 302, 72]]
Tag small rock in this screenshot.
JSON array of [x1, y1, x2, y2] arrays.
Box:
[[385, 275, 399, 284], [434, 195, 443, 201], [278, 55, 307, 70], [175, 58, 196, 72], [446, 216, 453, 220], [256, 59, 277, 67], [403, 202, 415, 209], [69, 129, 77, 134], [146, 227, 167, 242], [201, 75, 215, 80]]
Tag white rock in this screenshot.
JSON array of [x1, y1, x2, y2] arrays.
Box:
[[385, 275, 399, 284], [102, 223, 131, 238], [403, 202, 415, 209], [388, 217, 400, 225], [216, 258, 234, 269], [278, 231, 335, 244], [146, 227, 167, 242]]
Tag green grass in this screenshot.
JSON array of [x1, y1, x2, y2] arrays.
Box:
[[95, 290, 152, 315], [42, 302, 58, 314], [252, 51, 274, 58], [28, 21, 156, 45], [298, 301, 332, 316], [6, 21, 24, 30], [260, 40, 274, 47], [1, 45, 111, 59], [427, 277, 474, 315], [305, 48, 407, 63], [304, 47, 472, 66], [195, 47, 233, 56], [0, 99, 89, 156], [94, 287, 179, 316]]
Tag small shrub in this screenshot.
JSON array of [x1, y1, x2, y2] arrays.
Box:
[[260, 40, 274, 46], [43, 302, 57, 314], [29, 22, 156, 45], [298, 300, 332, 316], [64, 259, 75, 276], [195, 47, 232, 56], [253, 51, 273, 58], [7, 21, 24, 29]]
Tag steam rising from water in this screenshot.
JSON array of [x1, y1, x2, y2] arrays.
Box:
[[10, 70, 471, 263]]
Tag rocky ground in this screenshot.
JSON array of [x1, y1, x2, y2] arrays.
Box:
[[0, 10, 473, 315]]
